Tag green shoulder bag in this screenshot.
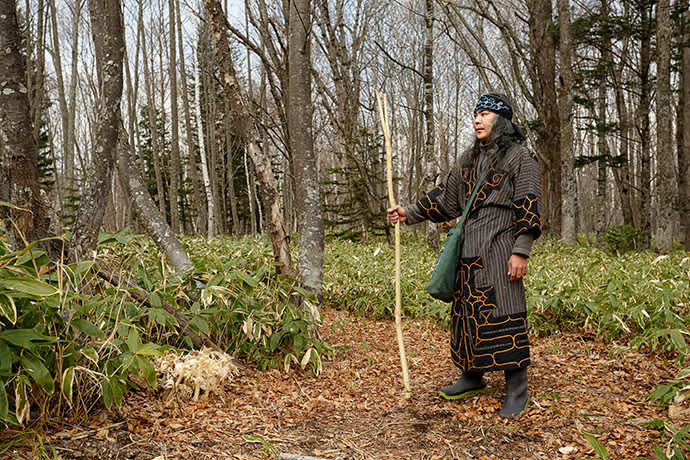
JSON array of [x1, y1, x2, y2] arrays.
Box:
[[426, 147, 502, 302]]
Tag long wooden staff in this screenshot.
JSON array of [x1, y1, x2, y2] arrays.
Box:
[[376, 89, 411, 397]]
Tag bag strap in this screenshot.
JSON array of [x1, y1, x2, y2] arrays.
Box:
[[457, 144, 507, 230]]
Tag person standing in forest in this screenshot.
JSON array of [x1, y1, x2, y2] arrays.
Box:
[[387, 93, 542, 418]]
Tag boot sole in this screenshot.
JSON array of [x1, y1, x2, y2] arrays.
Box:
[[439, 386, 490, 400]]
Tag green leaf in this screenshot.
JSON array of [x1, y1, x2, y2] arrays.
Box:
[[147, 308, 178, 327], [134, 342, 162, 357], [126, 327, 140, 353], [642, 419, 667, 428], [669, 329, 687, 353], [62, 367, 74, 404], [80, 346, 99, 365], [19, 353, 55, 394], [110, 377, 126, 406], [293, 333, 306, 354], [189, 316, 209, 335], [148, 292, 162, 308], [71, 318, 106, 339], [135, 355, 157, 388], [0, 292, 17, 324], [0, 384, 8, 420], [653, 444, 669, 460], [0, 278, 59, 297], [236, 271, 258, 288], [14, 247, 45, 267], [73, 260, 96, 277], [268, 332, 283, 351], [649, 384, 674, 403], [0, 341, 13, 373], [97, 228, 133, 245], [581, 431, 610, 460], [101, 378, 113, 409], [242, 434, 276, 455], [291, 285, 318, 302], [0, 329, 56, 354]]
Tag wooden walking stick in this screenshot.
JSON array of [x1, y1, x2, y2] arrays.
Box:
[[376, 89, 411, 397]]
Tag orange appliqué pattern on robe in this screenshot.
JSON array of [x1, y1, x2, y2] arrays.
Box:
[[450, 255, 530, 372]]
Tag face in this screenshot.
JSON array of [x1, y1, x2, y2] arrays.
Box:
[[473, 110, 496, 141]]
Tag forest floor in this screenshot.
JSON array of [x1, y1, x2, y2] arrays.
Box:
[[1, 307, 684, 460]]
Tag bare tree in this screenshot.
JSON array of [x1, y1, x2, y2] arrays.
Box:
[[167, 0, 182, 233], [422, 0, 439, 250], [68, 0, 124, 260], [0, 0, 54, 249], [557, 0, 576, 244], [637, 1, 653, 244], [680, 0, 690, 250], [202, 0, 294, 276], [139, 11, 166, 215], [527, 0, 561, 236], [175, 0, 204, 234], [117, 125, 193, 271], [193, 19, 215, 239], [288, 0, 324, 297], [47, 0, 83, 220], [609, 5, 634, 228], [655, 0, 674, 252], [438, 0, 562, 236]]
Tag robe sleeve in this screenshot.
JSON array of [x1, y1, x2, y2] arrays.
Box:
[[512, 148, 542, 239], [403, 168, 462, 225], [512, 232, 534, 258]]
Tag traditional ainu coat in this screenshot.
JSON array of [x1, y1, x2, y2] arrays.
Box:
[[405, 142, 542, 372]]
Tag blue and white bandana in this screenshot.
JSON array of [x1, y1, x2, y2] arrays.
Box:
[[474, 93, 513, 121]]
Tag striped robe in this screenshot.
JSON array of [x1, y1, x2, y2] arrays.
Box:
[[405, 142, 542, 372]]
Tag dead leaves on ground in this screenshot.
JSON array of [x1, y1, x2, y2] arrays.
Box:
[[0, 308, 679, 459]]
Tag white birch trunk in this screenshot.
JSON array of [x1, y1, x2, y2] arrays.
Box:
[[193, 23, 215, 239]]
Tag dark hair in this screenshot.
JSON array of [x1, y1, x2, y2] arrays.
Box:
[[460, 114, 526, 169]]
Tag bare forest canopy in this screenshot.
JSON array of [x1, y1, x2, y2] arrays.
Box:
[[1, 0, 690, 254]]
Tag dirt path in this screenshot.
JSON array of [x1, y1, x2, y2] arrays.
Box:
[[1, 308, 679, 459]]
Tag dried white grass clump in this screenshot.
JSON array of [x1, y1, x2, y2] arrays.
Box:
[[154, 347, 238, 401]]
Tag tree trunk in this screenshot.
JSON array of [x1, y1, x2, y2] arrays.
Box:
[[596, 67, 610, 237], [47, 0, 81, 222], [140, 20, 165, 215], [193, 23, 215, 239], [423, 0, 439, 251], [680, 0, 690, 251], [611, 30, 634, 228], [655, 0, 674, 252], [30, 0, 46, 145], [225, 121, 240, 235], [557, 0, 576, 244], [175, 0, 202, 234], [202, 0, 294, 276], [637, 2, 652, 245], [289, 0, 324, 298], [167, 0, 181, 233], [117, 126, 193, 272], [69, 0, 124, 261], [527, 0, 561, 236], [0, 0, 54, 248], [65, 0, 81, 200]]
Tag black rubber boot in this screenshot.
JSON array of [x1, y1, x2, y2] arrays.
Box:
[[439, 371, 488, 400], [500, 368, 529, 418]]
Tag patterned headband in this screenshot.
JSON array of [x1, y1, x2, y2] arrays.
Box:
[[474, 93, 513, 121]]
